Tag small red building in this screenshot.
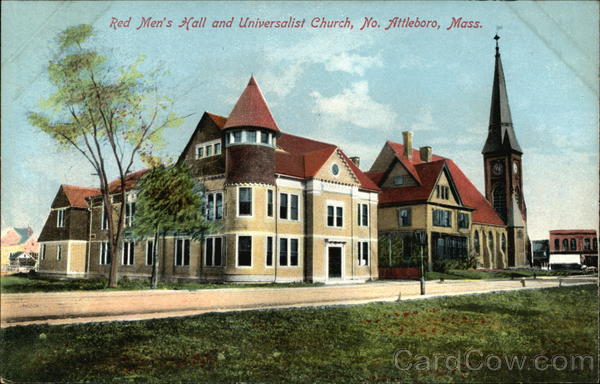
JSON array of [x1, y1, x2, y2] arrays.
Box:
[[549, 230, 598, 267]]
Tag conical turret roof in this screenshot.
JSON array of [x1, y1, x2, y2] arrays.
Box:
[[223, 76, 280, 133]]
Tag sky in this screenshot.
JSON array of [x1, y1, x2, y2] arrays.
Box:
[[1, 1, 598, 241]]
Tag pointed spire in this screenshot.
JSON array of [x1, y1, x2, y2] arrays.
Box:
[[482, 35, 522, 154], [223, 76, 280, 133]]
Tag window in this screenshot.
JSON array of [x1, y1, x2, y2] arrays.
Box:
[[196, 146, 204, 159], [238, 187, 252, 216], [40, 244, 46, 261], [488, 232, 494, 251], [237, 236, 252, 267], [358, 241, 369, 266], [393, 176, 404, 186], [56, 245, 62, 261], [554, 239, 560, 251], [267, 190, 274, 217], [570, 238, 577, 251], [280, 193, 288, 219], [594, 238, 598, 250], [100, 242, 110, 265], [399, 208, 411, 227], [205, 237, 223, 267], [326, 204, 344, 227], [358, 204, 369, 226], [433, 209, 452, 227], [125, 202, 136, 227], [122, 241, 134, 265], [279, 238, 299, 267], [145, 240, 155, 265], [56, 209, 65, 228], [291, 195, 299, 221], [246, 130, 257, 143], [584, 238, 591, 250], [331, 163, 340, 176], [205, 192, 223, 220], [436, 185, 450, 200], [261, 132, 269, 144], [266, 236, 274, 267], [196, 141, 221, 159], [501, 234, 506, 252], [474, 231, 480, 253], [279, 193, 299, 221], [100, 207, 109, 230], [175, 238, 190, 266], [214, 143, 221, 155], [205, 145, 212, 157], [233, 131, 242, 143], [458, 213, 470, 229], [562, 239, 568, 251], [492, 183, 506, 218]]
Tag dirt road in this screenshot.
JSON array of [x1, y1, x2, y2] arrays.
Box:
[[1, 276, 596, 327]]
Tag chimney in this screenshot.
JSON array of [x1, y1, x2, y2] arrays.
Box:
[[349, 156, 360, 167], [402, 131, 413, 160], [420, 146, 432, 163]]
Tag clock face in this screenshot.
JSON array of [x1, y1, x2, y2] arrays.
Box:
[[492, 161, 504, 176], [513, 160, 519, 174]]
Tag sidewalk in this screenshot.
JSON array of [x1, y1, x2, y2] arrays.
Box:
[[1, 276, 596, 327]]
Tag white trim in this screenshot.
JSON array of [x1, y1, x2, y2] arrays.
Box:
[[325, 200, 345, 228], [56, 245, 62, 261], [204, 236, 225, 267], [357, 203, 369, 227], [265, 235, 274, 268], [195, 139, 221, 160], [236, 186, 253, 218], [330, 162, 341, 178], [235, 234, 253, 268], [99, 241, 109, 265], [276, 177, 305, 190], [56, 208, 66, 227], [174, 237, 191, 267], [122, 241, 135, 266], [205, 190, 224, 221], [357, 240, 370, 267], [277, 236, 302, 268], [325, 243, 345, 281], [278, 192, 301, 222], [66, 242, 72, 272]]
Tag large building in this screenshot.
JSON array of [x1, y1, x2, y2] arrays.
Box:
[[549, 229, 598, 267], [37, 36, 530, 281], [39, 77, 380, 283]]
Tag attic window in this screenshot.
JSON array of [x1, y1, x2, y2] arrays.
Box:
[[393, 176, 405, 186], [331, 163, 340, 177], [56, 208, 65, 228], [436, 185, 450, 200], [196, 140, 221, 160]]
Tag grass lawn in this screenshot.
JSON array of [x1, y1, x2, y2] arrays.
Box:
[[425, 268, 592, 281], [0, 273, 322, 293], [1, 285, 597, 383]]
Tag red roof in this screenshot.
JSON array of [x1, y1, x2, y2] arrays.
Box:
[[223, 76, 280, 133], [367, 141, 504, 226], [276, 133, 379, 191], [206, 112, 227, 129], [108, 169, 150, 193], [61, 185, 100, 208]]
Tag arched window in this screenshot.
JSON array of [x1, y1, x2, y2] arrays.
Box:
[[570, 238, 577, 251], [562, 239, 568, 251], [501, 234, 506, 252], [554, 239, 560, 251], [493, 183, 506, 219], [514, 188, 521, 209], [474, 231, 480, 253], [488, 231, 494, 251]]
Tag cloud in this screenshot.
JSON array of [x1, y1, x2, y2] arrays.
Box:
[[409, 107, 437, 132], [260, 33, 382, 98], [310, 81, 398, 130]]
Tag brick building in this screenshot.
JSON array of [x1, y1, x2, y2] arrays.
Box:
[[549, 230, 598, 267]]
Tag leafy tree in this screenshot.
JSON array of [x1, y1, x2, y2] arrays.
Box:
[[28, 24, 183, 287], [131, 164, 217, 288]]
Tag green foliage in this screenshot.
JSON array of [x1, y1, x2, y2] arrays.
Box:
[[378, 233, 427, 269], [130, 165, 217, 241], [1, 286, 597, 383]]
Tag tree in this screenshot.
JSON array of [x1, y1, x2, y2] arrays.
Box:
[[131, 164, 217, 288], [28, 24, 184, 287]]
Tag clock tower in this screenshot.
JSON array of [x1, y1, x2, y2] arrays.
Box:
[[482, 35, 528, 267]]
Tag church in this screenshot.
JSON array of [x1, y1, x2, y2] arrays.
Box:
[[37, 35, 529, 281]]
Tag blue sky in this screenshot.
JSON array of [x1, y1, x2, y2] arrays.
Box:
[[1, 1, 598, 240]]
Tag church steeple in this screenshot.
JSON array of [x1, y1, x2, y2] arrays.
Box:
[[482, 34, 522, 155]]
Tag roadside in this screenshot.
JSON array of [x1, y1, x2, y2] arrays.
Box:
[[1, 275, 596, 327]]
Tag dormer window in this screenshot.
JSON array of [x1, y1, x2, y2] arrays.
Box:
[[393, 176, 405, 186], [195, 139, 222, 160], [436, 185, 450, 200]]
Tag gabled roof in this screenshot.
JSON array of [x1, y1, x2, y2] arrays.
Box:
[[176, 112, 226, 164], [223, 76, 280, 133], [366, 141, 505, 226], [61, 185, 100, 208], [107, 169, 150, 193], [275, 133, 379, 191]]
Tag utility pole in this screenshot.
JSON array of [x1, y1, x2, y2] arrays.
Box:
[[416, 231, 426, 295]]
